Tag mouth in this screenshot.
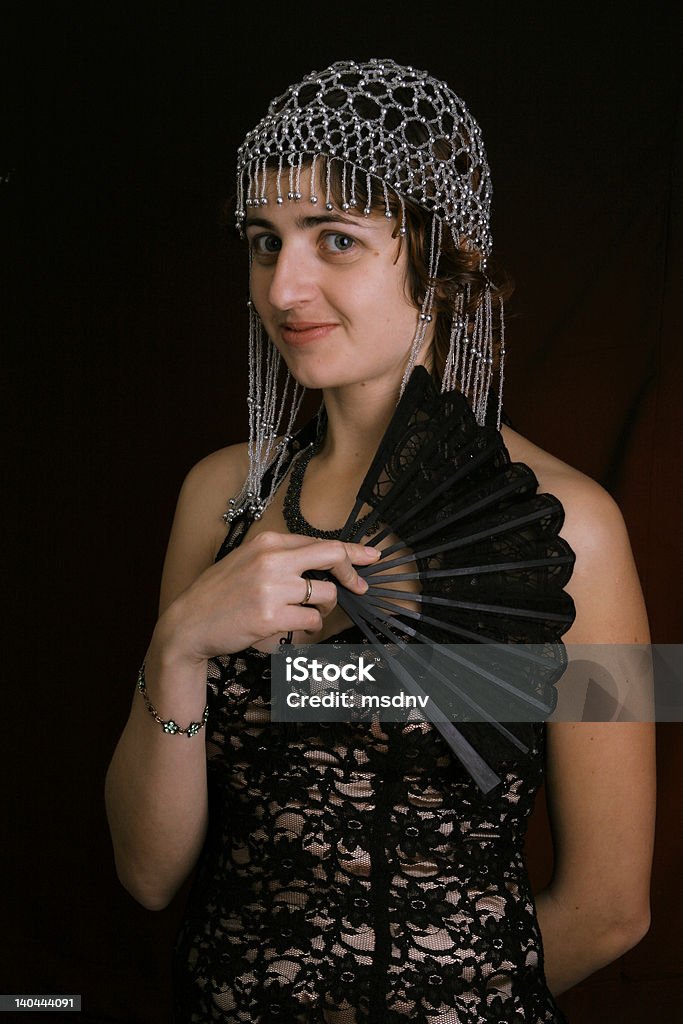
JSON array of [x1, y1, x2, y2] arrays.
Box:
[[280, 322, 338, 346]]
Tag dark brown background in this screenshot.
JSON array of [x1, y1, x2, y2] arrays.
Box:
[[3, 1, 682, 1020]]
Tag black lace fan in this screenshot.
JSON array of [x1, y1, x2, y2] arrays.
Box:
[[307, 367, 576, 792]]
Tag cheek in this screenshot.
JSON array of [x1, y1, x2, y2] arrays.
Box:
[[385, 269, 420, 326], [248, 269, 271, 316], [364, 252, 414, 308], [382, 248, 418, 311]]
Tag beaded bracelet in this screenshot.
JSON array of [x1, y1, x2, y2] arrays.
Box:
[[136, 664, 209, 738]]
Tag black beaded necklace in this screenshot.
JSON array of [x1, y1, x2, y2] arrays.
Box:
[[282, 442, 372, 540]]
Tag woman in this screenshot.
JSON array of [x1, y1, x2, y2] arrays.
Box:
[[105, 59, 655, 1022]]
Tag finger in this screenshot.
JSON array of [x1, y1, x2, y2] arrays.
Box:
[[296, 539, 381, 565], [299, 579, 338, 618], [298, 575, 314, 607], [276, 605, 324, 635], [327, 543, 377, 592], [292, 541, 380, 591], [244, 530, 330, 552]]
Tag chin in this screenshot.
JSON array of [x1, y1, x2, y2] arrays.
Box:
[[286, 367, 357, 390], [276, 344, 408, 392], [277, 353, 356, 390]]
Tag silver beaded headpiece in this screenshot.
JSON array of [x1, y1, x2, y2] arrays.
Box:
[[226, 58, 504, 524]]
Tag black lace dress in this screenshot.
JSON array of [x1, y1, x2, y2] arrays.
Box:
[[173, 413, 575, 1024]]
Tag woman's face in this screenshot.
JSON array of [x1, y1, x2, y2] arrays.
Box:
[[245, 167, 430, 393]]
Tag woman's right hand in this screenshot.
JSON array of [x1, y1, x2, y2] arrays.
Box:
[[151, 530, 380, 665]]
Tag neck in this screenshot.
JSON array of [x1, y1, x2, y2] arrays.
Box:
[[316, 375, 406, 465]]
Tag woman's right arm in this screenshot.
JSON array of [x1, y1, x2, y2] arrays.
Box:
[[104, 446, 247, 911], [105, 446, 378, 910]]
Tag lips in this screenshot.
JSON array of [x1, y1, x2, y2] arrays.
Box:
[[280, 322, 338, 346]]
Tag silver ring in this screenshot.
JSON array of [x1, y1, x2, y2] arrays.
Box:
[[300, 577, 313, 606]]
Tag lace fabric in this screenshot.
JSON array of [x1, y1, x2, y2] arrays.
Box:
[[173, 407, 572, 1023]]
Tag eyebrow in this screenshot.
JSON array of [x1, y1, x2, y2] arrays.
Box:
[[244, 212, 374, 231]]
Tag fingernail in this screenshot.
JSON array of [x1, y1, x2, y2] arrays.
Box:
[[364, 546, 381, 558], [359, 577, 369, 591]]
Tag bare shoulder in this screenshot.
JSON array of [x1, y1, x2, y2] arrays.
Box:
[[158, 441, 250, 614], [501, 425, 626, 551], [180, 443, 250, 525], [500, 426, 647, 643]]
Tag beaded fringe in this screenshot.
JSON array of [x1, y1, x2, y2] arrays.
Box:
[[230, 167, 504, 523]]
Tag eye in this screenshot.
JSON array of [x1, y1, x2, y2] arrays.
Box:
[[249, 233, 281, 256], [322, 232, 356, 253]]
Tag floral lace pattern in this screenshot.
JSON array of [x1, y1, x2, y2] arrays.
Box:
[[173, 641, 566, 1023], [173, 407, 571, 1022]]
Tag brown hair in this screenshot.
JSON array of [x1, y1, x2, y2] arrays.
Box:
[[323, 156, 511, 382]]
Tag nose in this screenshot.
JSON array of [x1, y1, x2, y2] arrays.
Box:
[[266, 240, 318, 312]]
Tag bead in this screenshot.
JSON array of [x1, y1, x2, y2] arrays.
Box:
[[236, 58, 498, 504], [310, 195, 318, 203]]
